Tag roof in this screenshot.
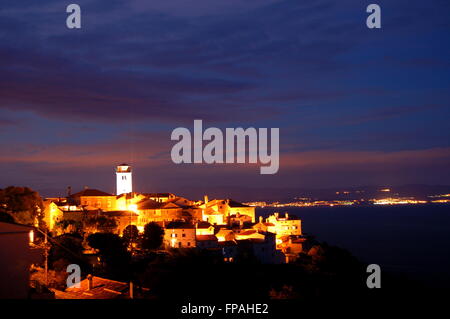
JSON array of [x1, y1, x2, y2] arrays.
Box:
[[71, 189, 114, 197], [170, 197, 194, 208], [165, 221, 195, 229], [196, 235, 218, 241], [56, 276, 130, 299], [196, 221, 212, 229], [138, 199, 181, 210], [216, 229, 234, 235], [144, 193, 173, 198], [237, 230, 257, 236], [138, 199, 164, 210]]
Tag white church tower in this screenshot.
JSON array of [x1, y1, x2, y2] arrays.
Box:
[[116, 164, 132, 195]]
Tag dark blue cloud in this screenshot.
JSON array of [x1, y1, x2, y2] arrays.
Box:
[[0, 0, 449, 193]]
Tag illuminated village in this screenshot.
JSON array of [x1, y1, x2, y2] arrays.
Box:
[[42, 164, 304, 258], [0, 164, 307, 299]]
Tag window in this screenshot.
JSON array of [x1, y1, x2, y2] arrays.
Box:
[[182, 233, 186, 237], [187, 242, 190, 247]]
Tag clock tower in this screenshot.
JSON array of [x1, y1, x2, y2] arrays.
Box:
[[116, 164, 132, 195]]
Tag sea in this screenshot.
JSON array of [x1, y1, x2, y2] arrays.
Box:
[[257, 204, 450, 288]]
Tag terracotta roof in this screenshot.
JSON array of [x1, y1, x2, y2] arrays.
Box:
[[196, 235, 218, 241], [139, 199, 182, 210], [216, 229, 234, 235], [169, 197, 194, 208], [144, 193, 173, 198], [138, 199, 165, 210], [196, 222, 212, 229], [57, 276, 130, 299], [71, 189, 113, 197], [238, 230, 257, 236]]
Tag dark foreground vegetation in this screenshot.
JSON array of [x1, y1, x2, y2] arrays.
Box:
[[32, 231, 430, 303]]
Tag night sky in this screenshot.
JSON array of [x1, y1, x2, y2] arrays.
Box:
[[0, 0, 449, 199]]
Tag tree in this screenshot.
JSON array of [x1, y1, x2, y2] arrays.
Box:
[[87, 232, 130, 278], [84, 215, 117, 234], [49, 234, 87, 271], [0, 186, 44, 226], [54, 219, 83, 235], [0, 211, 15, 223], [87, 232, 126, 255], [142, 222, 164, 250], [123, 225, 139, 245]]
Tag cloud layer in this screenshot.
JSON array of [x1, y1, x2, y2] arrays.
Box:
[[0, 0, 449, 198]]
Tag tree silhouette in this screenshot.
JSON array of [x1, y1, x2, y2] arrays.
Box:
[[123, 224, 139, 245], [0, 186, 44, 226], [142, 222, 164, 250], [0, 211, 15, 223], [87, 232, 130, 278]]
